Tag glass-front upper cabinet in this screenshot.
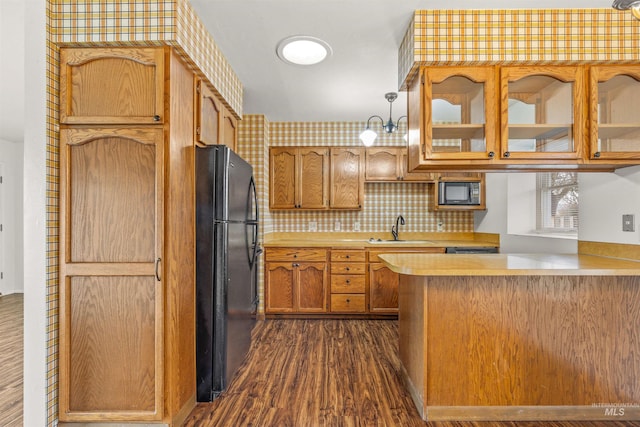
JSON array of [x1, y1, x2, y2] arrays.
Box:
[[423, 67, 497, 160], [500, 66, 585, 160], [590, 66, 640, 160]]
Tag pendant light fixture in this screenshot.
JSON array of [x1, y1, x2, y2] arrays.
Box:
[[612, 0, 640, 19], [359, 92, 406, 147]]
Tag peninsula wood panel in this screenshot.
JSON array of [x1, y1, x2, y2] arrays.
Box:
[[399, 274, 640, 421]]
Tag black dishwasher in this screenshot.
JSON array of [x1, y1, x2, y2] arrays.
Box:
[[445, 247, 499, 254]]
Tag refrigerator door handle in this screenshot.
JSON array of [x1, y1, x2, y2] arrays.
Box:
[[248, 176, 260, 267]]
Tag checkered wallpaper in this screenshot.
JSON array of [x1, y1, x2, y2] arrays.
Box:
[[399, 9, 640, 89], [266, 121, 475, 234], [50, 0, 243, 117], [237, 116, 474, 314]]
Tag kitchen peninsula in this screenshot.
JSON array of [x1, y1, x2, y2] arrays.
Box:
[[379, 252, 640, 422]]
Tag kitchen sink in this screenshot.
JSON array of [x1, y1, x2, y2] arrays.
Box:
[[367, 238, 433, 244]]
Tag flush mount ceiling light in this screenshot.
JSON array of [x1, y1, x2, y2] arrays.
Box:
[[276, 35, 332, 66], [612, 0, 640, 20], [359, 92, 407, 147]]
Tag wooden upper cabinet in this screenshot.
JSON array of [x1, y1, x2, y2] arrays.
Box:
[[60, 47, 165, 125], [365, 147, 435, 182], [589, 65, 640, 160], [366, 147, 402, 181], [423, 66, 498, 161], [330, 147, 364, 209], [298, 147, 329, 209], [269, 147, 329, 210], [500, 66, 585, 161], [195, 79, 222, 146], [221, 107, 238, 152]]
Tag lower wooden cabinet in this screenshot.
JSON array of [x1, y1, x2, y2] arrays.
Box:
[[369, 263, 400, 313], [264, 248, 328, 313], [330, 250, 366, 313], [265, 246, 447, 316]]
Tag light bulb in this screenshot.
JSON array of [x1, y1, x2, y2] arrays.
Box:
[[359, 129, 377, 147]]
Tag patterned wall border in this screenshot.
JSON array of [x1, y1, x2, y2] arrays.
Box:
[[399, 9, 640, 89], [50, 0, 243, 118]]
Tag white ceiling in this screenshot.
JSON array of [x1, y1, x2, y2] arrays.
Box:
[[190, 0, 614, 123], [0, 1, 618, 143]]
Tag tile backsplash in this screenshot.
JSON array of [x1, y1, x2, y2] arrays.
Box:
[[241, 118, 475, 236]]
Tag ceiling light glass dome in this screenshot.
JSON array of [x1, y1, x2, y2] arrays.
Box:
[[276, 35, 332, 66]]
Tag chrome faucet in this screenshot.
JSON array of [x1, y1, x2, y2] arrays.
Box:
[[391, 215, 405, 241]]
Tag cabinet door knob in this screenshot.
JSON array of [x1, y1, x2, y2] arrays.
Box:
[[293, 254, 297, 258], [153, 115, 161, 122], [488, 151, 495, 158], [594, 151, 601, 158], [346, 255, 350, 259], [346, 299, 351, 303], [504, 151, 511, 158], [346, 279, 351, 284], [345, 267, 350, 271]]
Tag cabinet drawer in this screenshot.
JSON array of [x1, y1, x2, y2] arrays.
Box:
[[331, 294, 366, 313], [368, 247, 445, 263], [330, 263, 366, 275], [330, 250, 366, 262], [330, 275, 366, 293], [265, 248, 327, 262]]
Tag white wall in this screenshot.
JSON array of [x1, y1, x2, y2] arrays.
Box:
[[0, 139, 24, 295], [579, 165, 640, 244], [22, 0, 48, 425], [477, 167, 640, 251], [475, 173, 578, 253]]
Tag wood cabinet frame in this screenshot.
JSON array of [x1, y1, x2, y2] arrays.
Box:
[[500, 66, 586, 161], [589, 65, 640, 161], [60, 47, 165, 125]]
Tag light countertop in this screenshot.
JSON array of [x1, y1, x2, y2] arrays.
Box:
[[263, 232, 499, 249], [378, 253, 640, 276]]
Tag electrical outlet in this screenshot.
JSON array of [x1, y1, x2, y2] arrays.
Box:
[[308, 221, 317, 232], [623, 214, 635, 232], [353, 221, 361, 232]]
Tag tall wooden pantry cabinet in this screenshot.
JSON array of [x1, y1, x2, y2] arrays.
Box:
[[58, 47, 196, 425]]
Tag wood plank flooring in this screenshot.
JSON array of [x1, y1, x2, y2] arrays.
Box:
[[183, 319, 640, 427], [0, 293, 23, 427]]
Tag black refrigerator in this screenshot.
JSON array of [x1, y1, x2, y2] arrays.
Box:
[[195, 145, 259, 402]]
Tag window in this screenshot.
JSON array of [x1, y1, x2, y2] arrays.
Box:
[[536, 172, 578, 234]]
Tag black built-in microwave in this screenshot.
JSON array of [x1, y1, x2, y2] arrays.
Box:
[[438, 181, 481, 206]]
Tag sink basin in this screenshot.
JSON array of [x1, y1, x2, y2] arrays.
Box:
[[367, 238, 432, 244]]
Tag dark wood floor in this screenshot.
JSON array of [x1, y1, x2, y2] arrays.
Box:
[[183, 319, 640, 427], [0, 293, 23, 427]]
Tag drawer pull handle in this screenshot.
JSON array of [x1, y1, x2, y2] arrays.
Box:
[[345, 267, 350, 271], [293, 254, 297, 258], [346, 279, 351, 284], [346, 299, 350, 303], [346, 255, 350, 259]]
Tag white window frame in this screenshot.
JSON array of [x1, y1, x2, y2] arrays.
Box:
[[536, 172, 579, 235]]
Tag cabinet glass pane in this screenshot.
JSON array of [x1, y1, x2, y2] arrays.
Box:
[[432, 76, 486, 153], [597, 74, 640, 153], [507, 75, 573, 153]]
